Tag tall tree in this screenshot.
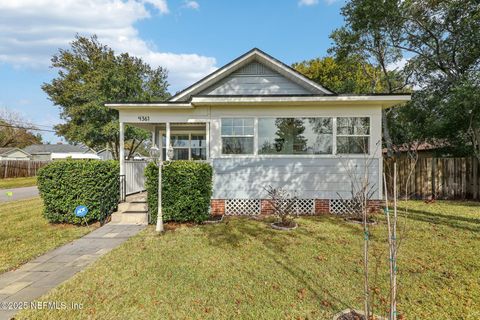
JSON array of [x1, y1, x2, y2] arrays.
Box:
[[330, 0, 480, 160], [293, 56, 387, 94], [43, 35, 170, 159], [0, 108, 42, 148]]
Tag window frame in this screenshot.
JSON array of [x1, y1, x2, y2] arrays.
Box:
[[220, 117, 255, 155], [160, 130, 207, 161], [218, 115, 372, 158], [335, 116, 371, 155], [256, 116, 334, 156]]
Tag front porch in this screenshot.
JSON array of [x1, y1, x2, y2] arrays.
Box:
[[118, 121, 210, 200]]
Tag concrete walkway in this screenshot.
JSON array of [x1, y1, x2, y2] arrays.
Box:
[[0, 223, 146, 320], [0, 186, 39, 202]]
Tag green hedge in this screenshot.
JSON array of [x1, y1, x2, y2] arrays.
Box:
[[145, 161, 213, 224], [37, 160, 119, 224]]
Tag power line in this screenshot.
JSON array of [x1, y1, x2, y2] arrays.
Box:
[[6, 119, 55, 129], [0, 123, 56, 133]]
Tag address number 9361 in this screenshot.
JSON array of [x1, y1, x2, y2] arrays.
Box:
[[137, 116, 150, 122]]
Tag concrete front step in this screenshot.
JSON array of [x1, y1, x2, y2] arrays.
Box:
[[118, 201, 147, 213], [111, 211, 148, 225], [111, 192, 148, 225]]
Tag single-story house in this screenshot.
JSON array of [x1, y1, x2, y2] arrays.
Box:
[[106, 48, 410, 215], [23, 144, 99, 161], [0, 147, 31, 160]]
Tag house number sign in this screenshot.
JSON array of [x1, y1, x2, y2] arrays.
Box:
[[138, 115, 150, 122]]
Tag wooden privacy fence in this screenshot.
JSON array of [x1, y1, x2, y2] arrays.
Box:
[[384, 157, 480, 200], [0, 160, 51, 178]]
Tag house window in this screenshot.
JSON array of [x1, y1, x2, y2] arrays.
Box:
[[221, 118, 254, 154], [191, 135, 207, 160], [258, 117, 333, 155], [336, 117, 370, 154], [162, 134, 206, 160]]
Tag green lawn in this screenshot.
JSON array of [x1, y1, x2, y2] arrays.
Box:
[[0, 197, 96, 273], [17, 201, 480, 320], [0, 176, 37, 189]]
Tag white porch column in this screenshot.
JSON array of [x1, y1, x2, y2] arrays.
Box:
[[119, 121, 125, 200], [165, 122, 171, 160], [119, 122, 125, 174], [205, 121, 210, 161]]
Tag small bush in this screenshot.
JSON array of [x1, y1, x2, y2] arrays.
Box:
[[37, 160, 119, 224], [145, 161, 213, 224]]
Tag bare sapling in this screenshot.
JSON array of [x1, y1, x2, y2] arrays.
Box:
[[338, 140, 380, 319], [383, 163, 398, 320], [264, 185, 298, 229]]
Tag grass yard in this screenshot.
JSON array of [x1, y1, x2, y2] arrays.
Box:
[[0, 176, 37, 189], [17, 201, 480, 320], [0, 197, 96, 273]]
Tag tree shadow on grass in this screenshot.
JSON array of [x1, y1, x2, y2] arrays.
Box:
[[428, 201, 480, 209], [400, 208, 480, 233], [203, 216, 363, 315]]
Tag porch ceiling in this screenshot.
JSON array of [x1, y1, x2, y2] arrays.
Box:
[[125, 122, 206, 131]]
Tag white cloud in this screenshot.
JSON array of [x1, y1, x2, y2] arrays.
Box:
[[324, 0, 340, 4], [299, 0, 341, 6], [387, 58, 408, 71], [298, 0, 318, 6], [183, 1, 200, 10], [0, 0, 216, 92]]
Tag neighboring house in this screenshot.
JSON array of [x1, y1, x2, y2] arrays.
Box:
[[0, 147, 31, 160], [106, 48, 410, 215], [23, 144, 99, 161], [383, 142, 450, 159]]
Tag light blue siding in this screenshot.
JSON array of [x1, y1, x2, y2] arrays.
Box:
[[212, 158, 380, 199], [199, 62, 312, 95]]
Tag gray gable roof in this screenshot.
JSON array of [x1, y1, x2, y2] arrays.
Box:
[[0, 147, 31, 157], [169, 48, 334, 102], [23, 144, 92, 155], [198, 61, 312, 96], [0, 147, 15, 155]]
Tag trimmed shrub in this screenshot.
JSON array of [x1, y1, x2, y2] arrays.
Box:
[[145, 161, 213, 224], [37, 160, 119, 224]]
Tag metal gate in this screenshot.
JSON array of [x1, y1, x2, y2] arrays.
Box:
[[124, 160, 149, 195]]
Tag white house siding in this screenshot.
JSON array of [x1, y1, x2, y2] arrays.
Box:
[[0, 150, 30, 160], [208, 104, 384, 200], [212, 158, 380, 199], [31, 154, 51, 161], [117, 104, 384, 201], [199, 62, 311, 96]]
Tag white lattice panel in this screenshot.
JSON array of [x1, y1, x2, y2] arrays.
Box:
[[329, 199, 359, 215], [225, 199, 260, 215], [291, 199, 315, 215]]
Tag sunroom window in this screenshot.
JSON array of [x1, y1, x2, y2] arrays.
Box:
[[162, 134, 206, 160], [221, 118, 254, 154], [336, 117, 370, 154], [258, 117, 333, 155]]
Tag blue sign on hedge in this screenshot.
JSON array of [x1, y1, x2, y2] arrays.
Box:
[[74, 205, 88, 218]]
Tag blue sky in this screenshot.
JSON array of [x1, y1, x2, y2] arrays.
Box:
[[0, 0, 345, 143]]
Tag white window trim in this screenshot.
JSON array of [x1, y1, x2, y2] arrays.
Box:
[[220, 117, 256, 155], [256, 116, 334, 156], [218, 116, 372, 159], [159, 130, 207, 160], [336, 116, 371, 155]]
